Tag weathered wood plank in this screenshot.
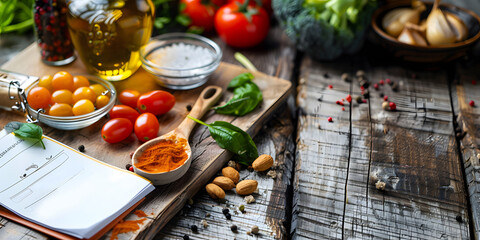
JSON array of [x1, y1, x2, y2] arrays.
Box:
[[294, 53, 470, 239], [453, 60, 480, 239], [156, 26, 297, 240]]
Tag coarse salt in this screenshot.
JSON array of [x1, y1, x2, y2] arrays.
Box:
[[148, 43, 214, 69]]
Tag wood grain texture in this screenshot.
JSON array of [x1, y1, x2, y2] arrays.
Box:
[[0, 42, 292, 240], [157, 27, 297, 240], [453, 61, 480, 239], [293, 53, 470, 239]]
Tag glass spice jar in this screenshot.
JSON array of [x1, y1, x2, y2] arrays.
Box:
[[33, 0, 76, 66]]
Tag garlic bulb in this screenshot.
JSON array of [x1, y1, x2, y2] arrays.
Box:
[[426, 0, 468, 45], [382, 1, 426, 37], [398, 23, 428, 46]]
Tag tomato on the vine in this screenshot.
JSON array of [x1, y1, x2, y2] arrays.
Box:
[[134, 113, 160, 142], [214, 0, 270, 48], [101, 118, 133, 143], [118, 89, 140, 109], [137, 90, 175, 116], [180, 0, 216, 32], [109, 105, 140, 125]]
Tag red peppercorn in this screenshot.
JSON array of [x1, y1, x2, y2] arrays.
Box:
[[336, 100, 344, 106], [373, 83, 379, 90], [362, 99, 367, 103], [472, 80, 477, 85], [383, 96, 388, 101], [327, 117, 333, 122], [341, 107, 345, 111], [360, 86, 365, 91], [346, 95, 352, 103], [129, 166, 134, 172], [328, 85, 333, 89], [389, 102, 397, 110], [386, 78, 391, 84], [469, 100, 475, 107]]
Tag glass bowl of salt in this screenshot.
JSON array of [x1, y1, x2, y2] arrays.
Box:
[[140, 33, 222, 90]]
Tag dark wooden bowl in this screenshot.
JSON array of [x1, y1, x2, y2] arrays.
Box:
[[371, 1, 480, 63]]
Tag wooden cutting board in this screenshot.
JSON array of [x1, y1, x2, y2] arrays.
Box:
[[0, 44, 292, 239]]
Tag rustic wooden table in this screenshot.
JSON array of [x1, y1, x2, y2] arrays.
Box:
[[1, 0, 480, 239]]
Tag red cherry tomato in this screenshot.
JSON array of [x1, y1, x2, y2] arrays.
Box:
[[118, 89, 140, 109], [134, 113, 160, 142], [214, 2, 270, 48], [180, 0, 216, 32], [137, 90, 175, 116], [108, 105, 140, 125], [101, 118, 133, 143]]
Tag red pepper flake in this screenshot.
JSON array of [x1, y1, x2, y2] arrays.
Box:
[[336, 100, 344, 106], [373, 83, 379, 90], [346, 95, 352, 103], [472, 80, 477, 85], [470, 100, 475, 107], [389, 102, 397, 110], [383, 96, 388, 101], [328, 85, 333, 89], [129, 166, 134, 172], [386, 78, 391, 84], [379, 80, 384, 85], [327, 117, 333, 122], [362, 99, 367, 103], [341, 107, 345, 111]]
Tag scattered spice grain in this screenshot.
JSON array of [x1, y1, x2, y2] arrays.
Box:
[[379, 80, 384, 85], [225, 213, 232, 220], [327, 117, 333, 122], [231, 225, 238, 232], [222, 208, 229, 215], [341, 107, 345, 111], [239, 205, 245, 213], [78, 145, 85, 152], [125, 163, 132, 170], [389, 102, 397, 110], [346, 95, 352, 103], [190, 224, 198, 232], [470, 100, 475, 107], [373, 83, 379, 90], [383, 96, 388, 101], [251, 225, 259, 234], [328, 84, 333, 89], [110, 218, 146, 240], [129, 166, 134, 172], [183, 234, 190, 240], [186, 105, 192, 111]]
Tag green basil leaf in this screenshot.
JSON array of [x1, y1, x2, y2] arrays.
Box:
[[187, 116, 258, 165], [214, 82, 262, 116], [12, 123, 46, 149], [207, 121, 258, 165], [227, 73, 254, 89]]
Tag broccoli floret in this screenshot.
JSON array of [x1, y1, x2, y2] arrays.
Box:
[[273, 0, 377, 60]]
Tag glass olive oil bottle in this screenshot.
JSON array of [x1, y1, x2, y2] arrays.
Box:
[[66, 0, 154, 81]]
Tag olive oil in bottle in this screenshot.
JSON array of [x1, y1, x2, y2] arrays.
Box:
[[66, 0, 154, 81]]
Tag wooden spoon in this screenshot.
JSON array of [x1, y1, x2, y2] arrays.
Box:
[[132, 85, 223, 185]]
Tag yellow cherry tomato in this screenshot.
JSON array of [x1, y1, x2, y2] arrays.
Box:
[[51, 89, 73, 104], [72, 99, 95, 116], [38, 75, 53, 92], [52, 71, 74, 91], [73, 75, 90, 89], [72, 87, 97, 103], [95, 95, 110, 109], [49, 103, 74, 116], [89, 84, 108, 97], [27, 86, 51, 110]]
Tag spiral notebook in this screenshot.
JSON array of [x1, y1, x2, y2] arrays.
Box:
[[0, 131, 155, 239]]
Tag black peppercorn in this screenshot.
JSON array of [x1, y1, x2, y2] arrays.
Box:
[[186, 105, 192, 111], [78, 145, 85, 152], [362, 90, 370, 99], [125, 163, 132, 170], [222, 208, 229, 215], [230, 225, 238, 232], [225, 213, 231, 220], [183, 234, 190, 240], [456, 215, 463, 223], [355, 96, 363, 104], [190, 224, 198, 232]]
